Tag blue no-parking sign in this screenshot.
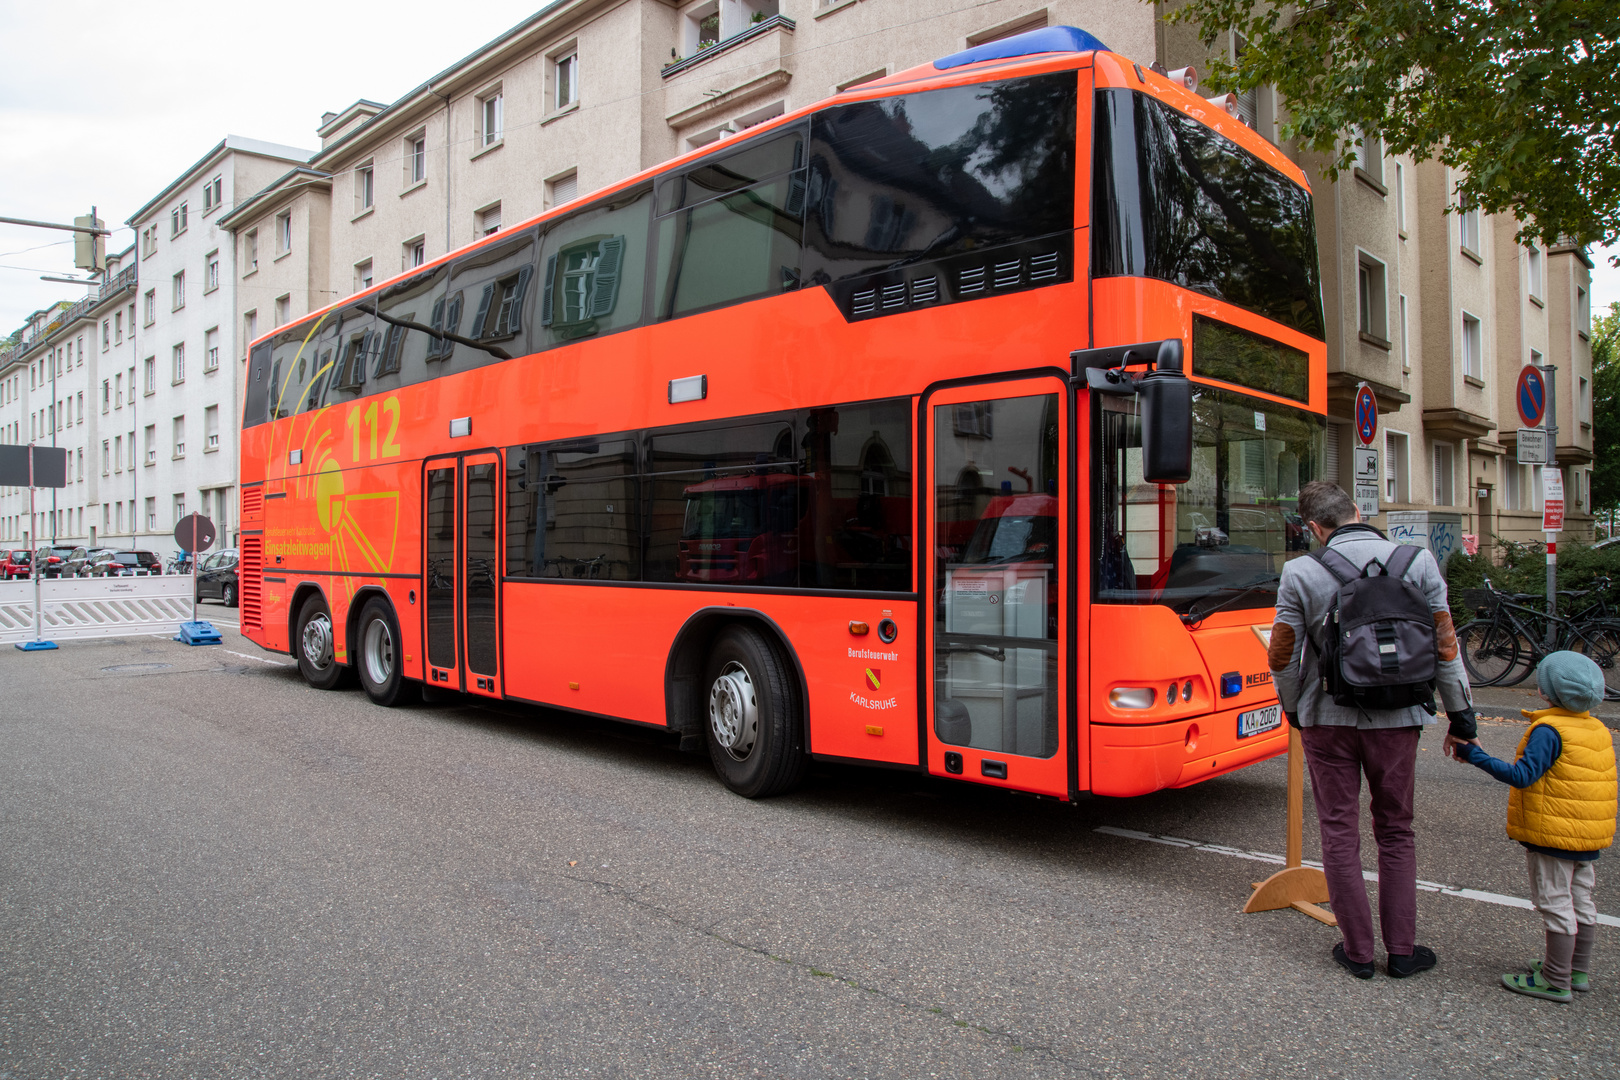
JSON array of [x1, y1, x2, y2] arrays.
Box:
[[1516, 366, 1546, 428], [1354, 384, 1378, 446]]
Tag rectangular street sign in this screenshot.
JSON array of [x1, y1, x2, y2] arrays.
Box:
[[1517, 428, 1549, 465], [1542, 466, 1564, 532], [0, 444, 68, 488], [1353, 446, 1379, 518]]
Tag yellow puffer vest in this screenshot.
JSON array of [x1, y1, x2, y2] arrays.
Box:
[[1505, 708, 1617, 852]]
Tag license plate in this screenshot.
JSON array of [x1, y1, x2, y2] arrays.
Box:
[[1237, 704, 1282, 739]]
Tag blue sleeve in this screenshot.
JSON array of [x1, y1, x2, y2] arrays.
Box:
[[1459, 726, 1562, 788]]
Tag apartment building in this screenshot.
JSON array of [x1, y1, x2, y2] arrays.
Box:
[[205, 1, 1604, 552], [125, 136, 314, 550]]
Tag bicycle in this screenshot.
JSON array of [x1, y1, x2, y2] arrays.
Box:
[[1459, 578, 1620, 698]]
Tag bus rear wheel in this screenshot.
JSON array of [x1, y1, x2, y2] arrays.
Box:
[[295, 593, 347, 691], [356, 597, 409, 707], [703, 625, 806, 798]]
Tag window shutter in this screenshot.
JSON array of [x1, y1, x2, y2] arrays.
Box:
[[785, 174, 808, 218], [590, 237, 625, 319], [507, 266, 534, 335], [444, 292, 464, 338], [472, 285, 495, 341], [428, 298, 446, 360], [542, 255, 557, 326]]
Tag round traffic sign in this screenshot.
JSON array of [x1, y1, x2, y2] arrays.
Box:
[[1516, 365, 1546, 427], [1354, 384, 1378, 446], [174, 512, 217, 554]]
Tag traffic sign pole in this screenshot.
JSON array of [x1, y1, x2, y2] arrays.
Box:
[[1541, 364, 1558, 647], [1352, 384, 1379, 520]]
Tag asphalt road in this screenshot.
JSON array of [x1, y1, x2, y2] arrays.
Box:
[[1, 612, 1616, 1079]]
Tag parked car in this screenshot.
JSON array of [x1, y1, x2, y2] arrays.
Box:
[[84, 550, 163, 577], [1, 549, 31, 580], [34, 545, 88, 579], [76, 548, 115, 577], [195, 548, 240, 606]]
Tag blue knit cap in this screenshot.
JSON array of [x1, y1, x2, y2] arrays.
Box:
[[1536, 651, 1606, 714]]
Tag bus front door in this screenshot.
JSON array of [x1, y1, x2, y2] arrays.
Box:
[[924, 377, 1071, 797], [422, 452, 504, 699]]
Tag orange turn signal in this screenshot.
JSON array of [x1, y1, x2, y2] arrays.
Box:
[[568, 681, 580, 690], [865, 725, 884, 736], [848, 620, 870, 635]]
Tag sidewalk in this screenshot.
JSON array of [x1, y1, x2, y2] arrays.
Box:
[[1470, 683, 1620, 730]]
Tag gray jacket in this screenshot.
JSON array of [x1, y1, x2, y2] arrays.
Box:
[[1271, 524, 1472, 728]]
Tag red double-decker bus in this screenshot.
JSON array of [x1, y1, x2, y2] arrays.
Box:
[[239, 26, 1327, 800]]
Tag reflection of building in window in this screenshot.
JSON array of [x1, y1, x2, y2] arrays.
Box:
[[478, 269, 534, 339], [953, 402, 992, 438], [545, 237, 624, 330], [427, 292, 463, 361], [860, 440, 894, 496]]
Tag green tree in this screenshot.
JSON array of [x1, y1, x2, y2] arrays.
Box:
[[1162, 1, 1620, 253], [1592, 301, 1620, 517]]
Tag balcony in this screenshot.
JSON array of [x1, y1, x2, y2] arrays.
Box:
[[663, 15, 795, 135]]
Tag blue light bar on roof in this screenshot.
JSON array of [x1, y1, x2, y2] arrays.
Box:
[[933, 25, 1110, 70]]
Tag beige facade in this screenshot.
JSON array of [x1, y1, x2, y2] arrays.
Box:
[[210, 0, 1595, 551]]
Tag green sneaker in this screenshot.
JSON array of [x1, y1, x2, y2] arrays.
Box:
[[1531, 960, 1590, 992], [1502, 971, 1573, 1003]]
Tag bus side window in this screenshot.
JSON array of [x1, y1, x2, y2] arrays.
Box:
[[537, 186, 652, 347], [796, 399, 912, 592], [373, 263, 448, 386], [243, 342, 274, 427], [508, 437, 640, 581]]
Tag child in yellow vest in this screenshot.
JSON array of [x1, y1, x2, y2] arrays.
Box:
[[1456, 650, 1617, 1002]]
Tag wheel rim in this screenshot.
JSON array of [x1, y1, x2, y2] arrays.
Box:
[[224, 585, 234, 605], [708, 661, 759, 761], [363, 616, 395, 687], [301, 612, 335, 672]]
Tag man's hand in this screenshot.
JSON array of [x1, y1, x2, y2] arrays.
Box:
[[1443, 734, 1483, 760]]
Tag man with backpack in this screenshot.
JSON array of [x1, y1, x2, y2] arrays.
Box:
[[1268, 481, 1477, 979]]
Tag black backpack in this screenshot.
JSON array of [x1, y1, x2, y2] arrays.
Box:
[[1309, 544, 1438, 710]]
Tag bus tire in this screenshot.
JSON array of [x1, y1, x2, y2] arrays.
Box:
[[356, 597, 409, 707], [703, 625, 806, 798], [294, 593, 348, 691]]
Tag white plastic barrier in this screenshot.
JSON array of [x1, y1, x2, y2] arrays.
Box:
[[0, 574, 196, 645]]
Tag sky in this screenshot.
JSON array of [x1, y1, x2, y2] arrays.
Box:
[[2, 1, 1617, 335]]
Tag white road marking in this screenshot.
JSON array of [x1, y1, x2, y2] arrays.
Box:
[[221, 649, 290, 667], [1095, 825, 1619, 928]]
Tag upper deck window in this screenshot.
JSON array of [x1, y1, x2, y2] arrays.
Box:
[[1092, 89, 1324, 340]]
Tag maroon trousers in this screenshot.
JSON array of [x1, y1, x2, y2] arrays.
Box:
[[1299, 724, 1421, 964]]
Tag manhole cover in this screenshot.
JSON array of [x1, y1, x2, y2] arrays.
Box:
[[100, 663, 174, 673]]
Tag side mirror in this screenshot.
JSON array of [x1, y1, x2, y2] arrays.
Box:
[[1139, 339, 1192, 484]]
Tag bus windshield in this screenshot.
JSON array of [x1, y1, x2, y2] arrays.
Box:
[[1094, 384, 1325, 616]]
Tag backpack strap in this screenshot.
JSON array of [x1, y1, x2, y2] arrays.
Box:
[[1383, 543, 1422, 581], [1310, 546, 1361, 585]]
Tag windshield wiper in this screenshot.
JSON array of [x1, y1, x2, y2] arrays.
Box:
[[1179, 574, 1282, 627], [355, 302, 513, 361]]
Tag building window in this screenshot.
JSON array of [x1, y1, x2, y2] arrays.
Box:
[[205, 251, 220, 292], [1433, 441, 1455, 506], [478, 203, 502, 236], [1357, 251, 1388, 342], [102, 320, 110, 351], [115, 310, 123, 342], [480, 89, 503, 147], [1398, 294, 1410, 370], [170, 202, 188, 237], [1352, 128, 1383, 187], [141, 225, 156, 258], [1459, 199, 1480, 254], [355, 162, 375, 213], [407, 132, 426, 185], [1384, 431, 1409, 503], [1577, 286, 1590, 338], [172, 343, 186, 384], [245, 230, 259, 275], [102, 441, 110, 475], [404, 238, 426, 269], [144, 357, 156, 395], [173, 416, 185, 459], [1461, 311, 1483, 380], [205, 327, 220, 372], [355, 260, 374, 292], [76, 449, 83, 482], [203, 175, 222, 212], [173, 494, 186, 525], [275, 295, 290, 327], [205, 405, 220, 450], [1527, 244, 1543, 301], [172, 270, 185, 310], [115, 372, 123, 408], [554, 51, 578, 111], [1579, 375, 1590, 425], [101, 380, 110, 413], [1502, 460, 1522, 509], [1394, 162, 1406, 234], [143, 289, 156, 325], [546, 172, 578, 209], [144, 428, 156, 466], [243, 311, 257, 353], [276, 211, 292, 254]]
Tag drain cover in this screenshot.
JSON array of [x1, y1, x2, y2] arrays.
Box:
[[100, 663, 174, 673]]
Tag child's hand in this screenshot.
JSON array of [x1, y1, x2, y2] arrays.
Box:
[[1442, 734, 1481, 759]]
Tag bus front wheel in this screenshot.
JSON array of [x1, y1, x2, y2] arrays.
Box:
[[295, 593, 347, 691], [703, 626, 806, 798], [356, 597, 409, 707]]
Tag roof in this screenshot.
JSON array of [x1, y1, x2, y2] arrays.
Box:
[[126, 135, 316, 226], [217, 167, 334, 231]]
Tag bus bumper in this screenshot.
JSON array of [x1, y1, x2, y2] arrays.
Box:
[[1090, 710, 1290, 797]]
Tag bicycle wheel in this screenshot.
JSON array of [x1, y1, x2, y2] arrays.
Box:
[[1460, 619, 1521, 687], [1570, 622, 1620, 701]]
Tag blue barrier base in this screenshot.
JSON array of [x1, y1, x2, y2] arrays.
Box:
[[176, 620, 222, 646], [15, 640, 59, 651]]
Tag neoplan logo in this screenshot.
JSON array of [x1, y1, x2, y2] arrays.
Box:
[[1245, 671, 1273, 688]]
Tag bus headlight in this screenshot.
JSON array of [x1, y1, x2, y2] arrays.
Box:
[[1109, 687, 1155, 710]]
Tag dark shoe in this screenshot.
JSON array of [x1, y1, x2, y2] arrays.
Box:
[[1333, 942, 1375, 980], [1387, 945, 1437, 978]]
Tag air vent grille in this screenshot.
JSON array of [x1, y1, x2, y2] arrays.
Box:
[[240, 536, 264, 633]]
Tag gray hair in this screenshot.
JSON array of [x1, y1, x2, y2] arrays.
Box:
[[1298, 480, 1357, 531]]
